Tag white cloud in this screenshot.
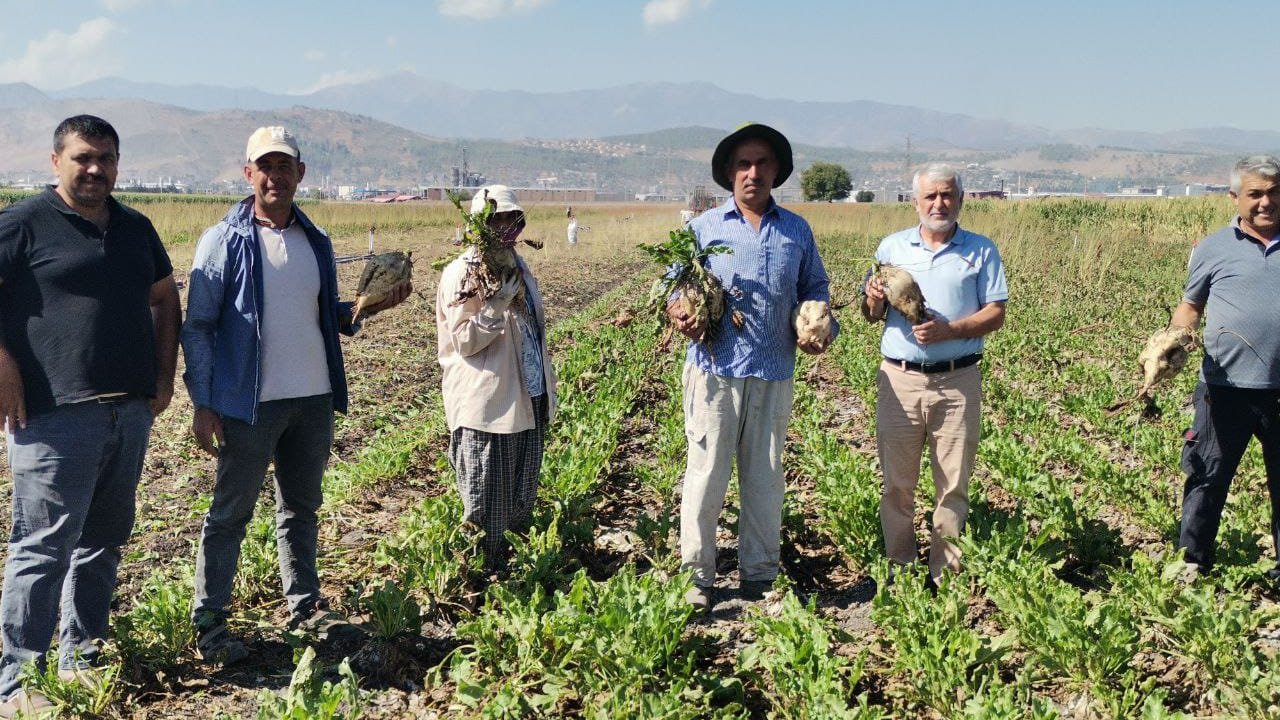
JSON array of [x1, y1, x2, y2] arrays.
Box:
[[101, 0, 192, 14], [0, 18, 123, 89], [303, 49, 325, 62], [643, 0, 711, 27], [437, 0, 551, 21], [292, 70, 383, 95]]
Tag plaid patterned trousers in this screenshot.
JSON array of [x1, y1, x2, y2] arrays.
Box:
[[449, 394, 549, 569]]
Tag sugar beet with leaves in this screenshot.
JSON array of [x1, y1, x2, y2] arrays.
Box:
[[445, 188, 541, 309], [640, 227, 740, 345]]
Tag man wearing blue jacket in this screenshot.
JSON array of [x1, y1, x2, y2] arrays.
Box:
[[181, 126, 409, 665]]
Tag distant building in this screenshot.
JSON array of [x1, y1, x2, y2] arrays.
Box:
[[419, 186, 596, 203], [1184, 183, 1230, 197]]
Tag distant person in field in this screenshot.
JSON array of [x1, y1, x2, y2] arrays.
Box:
[[669, 123, 836, 613], [436, 185, 556, 571], [862, 163, 1007, 588], [1174, 155, 1280, 583], [0, 115, 180, 716], [566, 207, 579, 246], [181, 126, 410, 666]]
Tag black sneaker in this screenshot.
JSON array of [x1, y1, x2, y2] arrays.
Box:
[[289, 600, 365, 641], [195, 621, 249, 667], [739, 579, 773, 601]]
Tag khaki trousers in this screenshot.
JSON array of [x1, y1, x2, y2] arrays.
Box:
[[876, 360, 981, 583], [679, 364, 794, 587]]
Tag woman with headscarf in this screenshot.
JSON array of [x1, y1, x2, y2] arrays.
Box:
[[435, 185, 557, 570]]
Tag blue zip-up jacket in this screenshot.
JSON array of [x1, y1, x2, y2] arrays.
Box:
[[181, 197, 354, 424]]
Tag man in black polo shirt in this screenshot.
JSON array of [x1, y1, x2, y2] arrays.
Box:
[[0, 115, 180, 715]]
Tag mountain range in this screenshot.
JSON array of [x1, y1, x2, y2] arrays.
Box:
[[0, 72, 1276, 190]]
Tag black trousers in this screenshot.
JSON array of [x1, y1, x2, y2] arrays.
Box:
[[1178, 382, 1280, 570]]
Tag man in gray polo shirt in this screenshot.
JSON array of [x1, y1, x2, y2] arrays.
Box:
[[862, 163, 1007, 587], [1174, 155, 1280, 581]]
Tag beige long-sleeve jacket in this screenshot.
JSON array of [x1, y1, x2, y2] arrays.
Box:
[[436, 247, 557, 433]]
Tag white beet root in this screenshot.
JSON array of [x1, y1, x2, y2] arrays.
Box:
[[792, 300, 832, 346]]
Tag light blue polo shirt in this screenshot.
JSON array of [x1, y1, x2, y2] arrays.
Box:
[[871, 225, 1008, 363]]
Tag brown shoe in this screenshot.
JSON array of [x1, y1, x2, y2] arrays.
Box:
[[0, 689, 54, 718], [684, 585, 712, 614]]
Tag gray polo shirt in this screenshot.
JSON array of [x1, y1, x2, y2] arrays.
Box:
[[1185, 219, 1280, 388]]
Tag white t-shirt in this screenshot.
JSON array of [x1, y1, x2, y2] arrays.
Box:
[[256, 223, 332, 401]]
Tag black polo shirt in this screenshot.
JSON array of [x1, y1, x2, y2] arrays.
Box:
[[0, 188, 173, 416]]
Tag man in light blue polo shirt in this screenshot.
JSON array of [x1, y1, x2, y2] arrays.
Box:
[[667, 123, 836, 613], [862, 163, 1007, 586], [1173, 155, 1280, 583]]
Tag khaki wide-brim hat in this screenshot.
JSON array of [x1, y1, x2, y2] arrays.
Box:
[[711, 122, 793, 191]]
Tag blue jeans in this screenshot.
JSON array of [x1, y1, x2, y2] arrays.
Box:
[[192, 394, 333, 622], [0, 398, 153, 698]]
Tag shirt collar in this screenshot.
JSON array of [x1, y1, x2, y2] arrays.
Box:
[[719, 195, 779, 220], [43, 185, 120, 222], [253, 212, 297, 230], [910, 224, 966, 247], [1231, 216, 1280, 247]]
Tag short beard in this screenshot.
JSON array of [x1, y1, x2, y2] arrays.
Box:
[[921, 217, 956, 234]]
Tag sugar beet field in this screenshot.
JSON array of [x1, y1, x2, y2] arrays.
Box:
[[1, 195, 1278, 719]]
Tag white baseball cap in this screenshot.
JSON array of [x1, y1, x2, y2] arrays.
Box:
[[470, 184, 524, 215], [246, 126, 300, 163]]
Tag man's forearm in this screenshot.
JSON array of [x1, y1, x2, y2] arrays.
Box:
[[1171, 301, 1202, 331], [948, 302, 1006, 339], [152, 299, 180, 388]]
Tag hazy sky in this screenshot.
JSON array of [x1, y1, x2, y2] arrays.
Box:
[[0, 0, 1253, 133]]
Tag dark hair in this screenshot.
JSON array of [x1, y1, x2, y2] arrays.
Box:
[[53, 115, 120, 154]]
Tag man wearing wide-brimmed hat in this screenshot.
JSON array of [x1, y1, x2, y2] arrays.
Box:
[[668, 122, 836, 613]]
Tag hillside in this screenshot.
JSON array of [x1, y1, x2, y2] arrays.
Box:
[[0, 94, 1249, 193]]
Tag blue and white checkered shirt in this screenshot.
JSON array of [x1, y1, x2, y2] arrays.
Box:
[[684, 197, 837, 381]]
